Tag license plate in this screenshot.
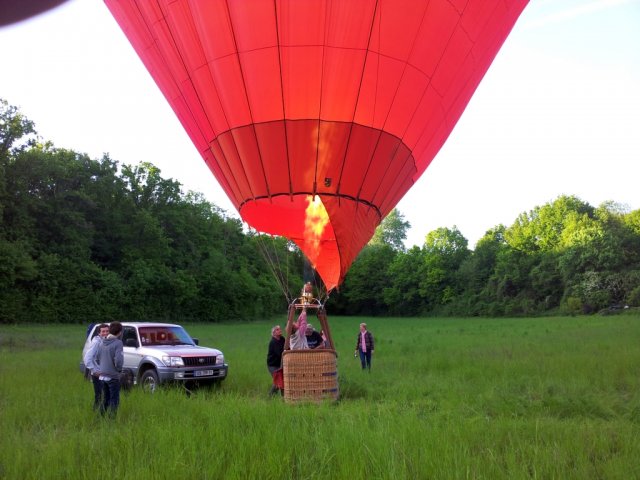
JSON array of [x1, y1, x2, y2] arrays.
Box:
[[194, 370, 214, 377]]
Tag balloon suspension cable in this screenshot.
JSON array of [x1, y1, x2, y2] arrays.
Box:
[[251, 227, 294, 304], [249, 226, 333, 308], [300, 257, 330, 308]]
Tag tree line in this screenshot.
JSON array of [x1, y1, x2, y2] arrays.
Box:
[[2, 99, 639, 322], [332, 197, 640, 316], [0, 99, 300, 323]]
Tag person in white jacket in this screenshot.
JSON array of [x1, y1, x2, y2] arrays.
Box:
[[83, 323, 109, 411]]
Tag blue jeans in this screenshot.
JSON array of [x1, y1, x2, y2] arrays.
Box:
[[101, 378, 121, 418], [91, 375, 104, 410], [359, 350, 372, 370]]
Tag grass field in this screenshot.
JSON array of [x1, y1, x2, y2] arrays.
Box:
[[1, 314, 639, 479]]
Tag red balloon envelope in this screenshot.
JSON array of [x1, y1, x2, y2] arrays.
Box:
[[105, 0, 528, 291]]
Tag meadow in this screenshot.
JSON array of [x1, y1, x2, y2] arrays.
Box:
[[1, 314, 639, 479]]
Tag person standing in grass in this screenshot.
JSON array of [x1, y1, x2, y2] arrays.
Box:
[[96, 321, 124, 418], [355, 322, 374, 371], [84, 323, 110, 411], [267, 325, 285, 396]]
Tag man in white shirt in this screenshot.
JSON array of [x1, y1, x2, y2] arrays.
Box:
[[83, 323, 109, 410]]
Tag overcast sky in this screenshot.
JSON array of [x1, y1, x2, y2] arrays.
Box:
[[1, 0, 638, 248]]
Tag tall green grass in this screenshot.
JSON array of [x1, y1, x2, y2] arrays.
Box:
[[1, 315, 639, 479]]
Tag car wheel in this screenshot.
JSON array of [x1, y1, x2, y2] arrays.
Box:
[[140, 369, 159, 393]]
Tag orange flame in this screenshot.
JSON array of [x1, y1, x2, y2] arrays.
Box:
[[304, 195, 329, 265]]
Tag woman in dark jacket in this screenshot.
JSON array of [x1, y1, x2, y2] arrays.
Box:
[[354, 322, 374, 371], [267, 325, 285, 395]]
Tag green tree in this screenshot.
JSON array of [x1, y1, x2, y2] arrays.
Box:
[[383, 246, 425, 315], [369, 209, 411, 251], [1, 99, 36, 227], [420, 226, 470, 309], [0, 98, 36, 160], [455, 226, 507, 315], [460, 226, 506, 291], [506, 195, 595, 253], [340, 244, 396, 315], [623, 208, 640, 235], [0, 100, 291, 322]]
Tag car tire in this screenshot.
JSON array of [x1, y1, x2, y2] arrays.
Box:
[[140, 369, 159, 393]]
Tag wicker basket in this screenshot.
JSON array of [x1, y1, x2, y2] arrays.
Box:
[[282, 349, 339, 403]]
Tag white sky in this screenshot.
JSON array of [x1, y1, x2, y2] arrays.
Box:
[[1, 0, 638, 249]]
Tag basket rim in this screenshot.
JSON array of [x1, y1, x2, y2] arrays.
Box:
[[283, 348, 336, 357]]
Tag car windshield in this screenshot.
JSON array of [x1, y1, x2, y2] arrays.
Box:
[[138, 326, 194, 346]]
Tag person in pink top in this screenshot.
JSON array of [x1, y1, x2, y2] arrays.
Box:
[[288, 309, 309, 350], [354, 322, 374, 371]]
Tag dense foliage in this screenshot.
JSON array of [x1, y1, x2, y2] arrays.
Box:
[[333, 198, 640, 316], [2, 99, 638, 321], [0, 99, 300, 323]]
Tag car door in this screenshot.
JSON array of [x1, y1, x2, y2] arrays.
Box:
[[121, 326, 143, 374]]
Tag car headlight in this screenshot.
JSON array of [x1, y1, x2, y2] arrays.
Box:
[[162, 356, 184, 367], [216, 355, 225, 365]]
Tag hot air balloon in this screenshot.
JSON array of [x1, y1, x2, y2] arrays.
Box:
[[104, 0, 528, 294], [105, 0, 528, 402]]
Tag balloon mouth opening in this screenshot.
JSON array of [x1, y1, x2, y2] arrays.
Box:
[[240, 194, 340, 290]]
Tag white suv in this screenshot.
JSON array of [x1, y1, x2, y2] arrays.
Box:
[[80, 322, 228, 392]]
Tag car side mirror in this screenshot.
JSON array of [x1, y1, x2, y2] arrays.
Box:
[[192, 338, 199, 345], [125, 338, 138, 348]]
